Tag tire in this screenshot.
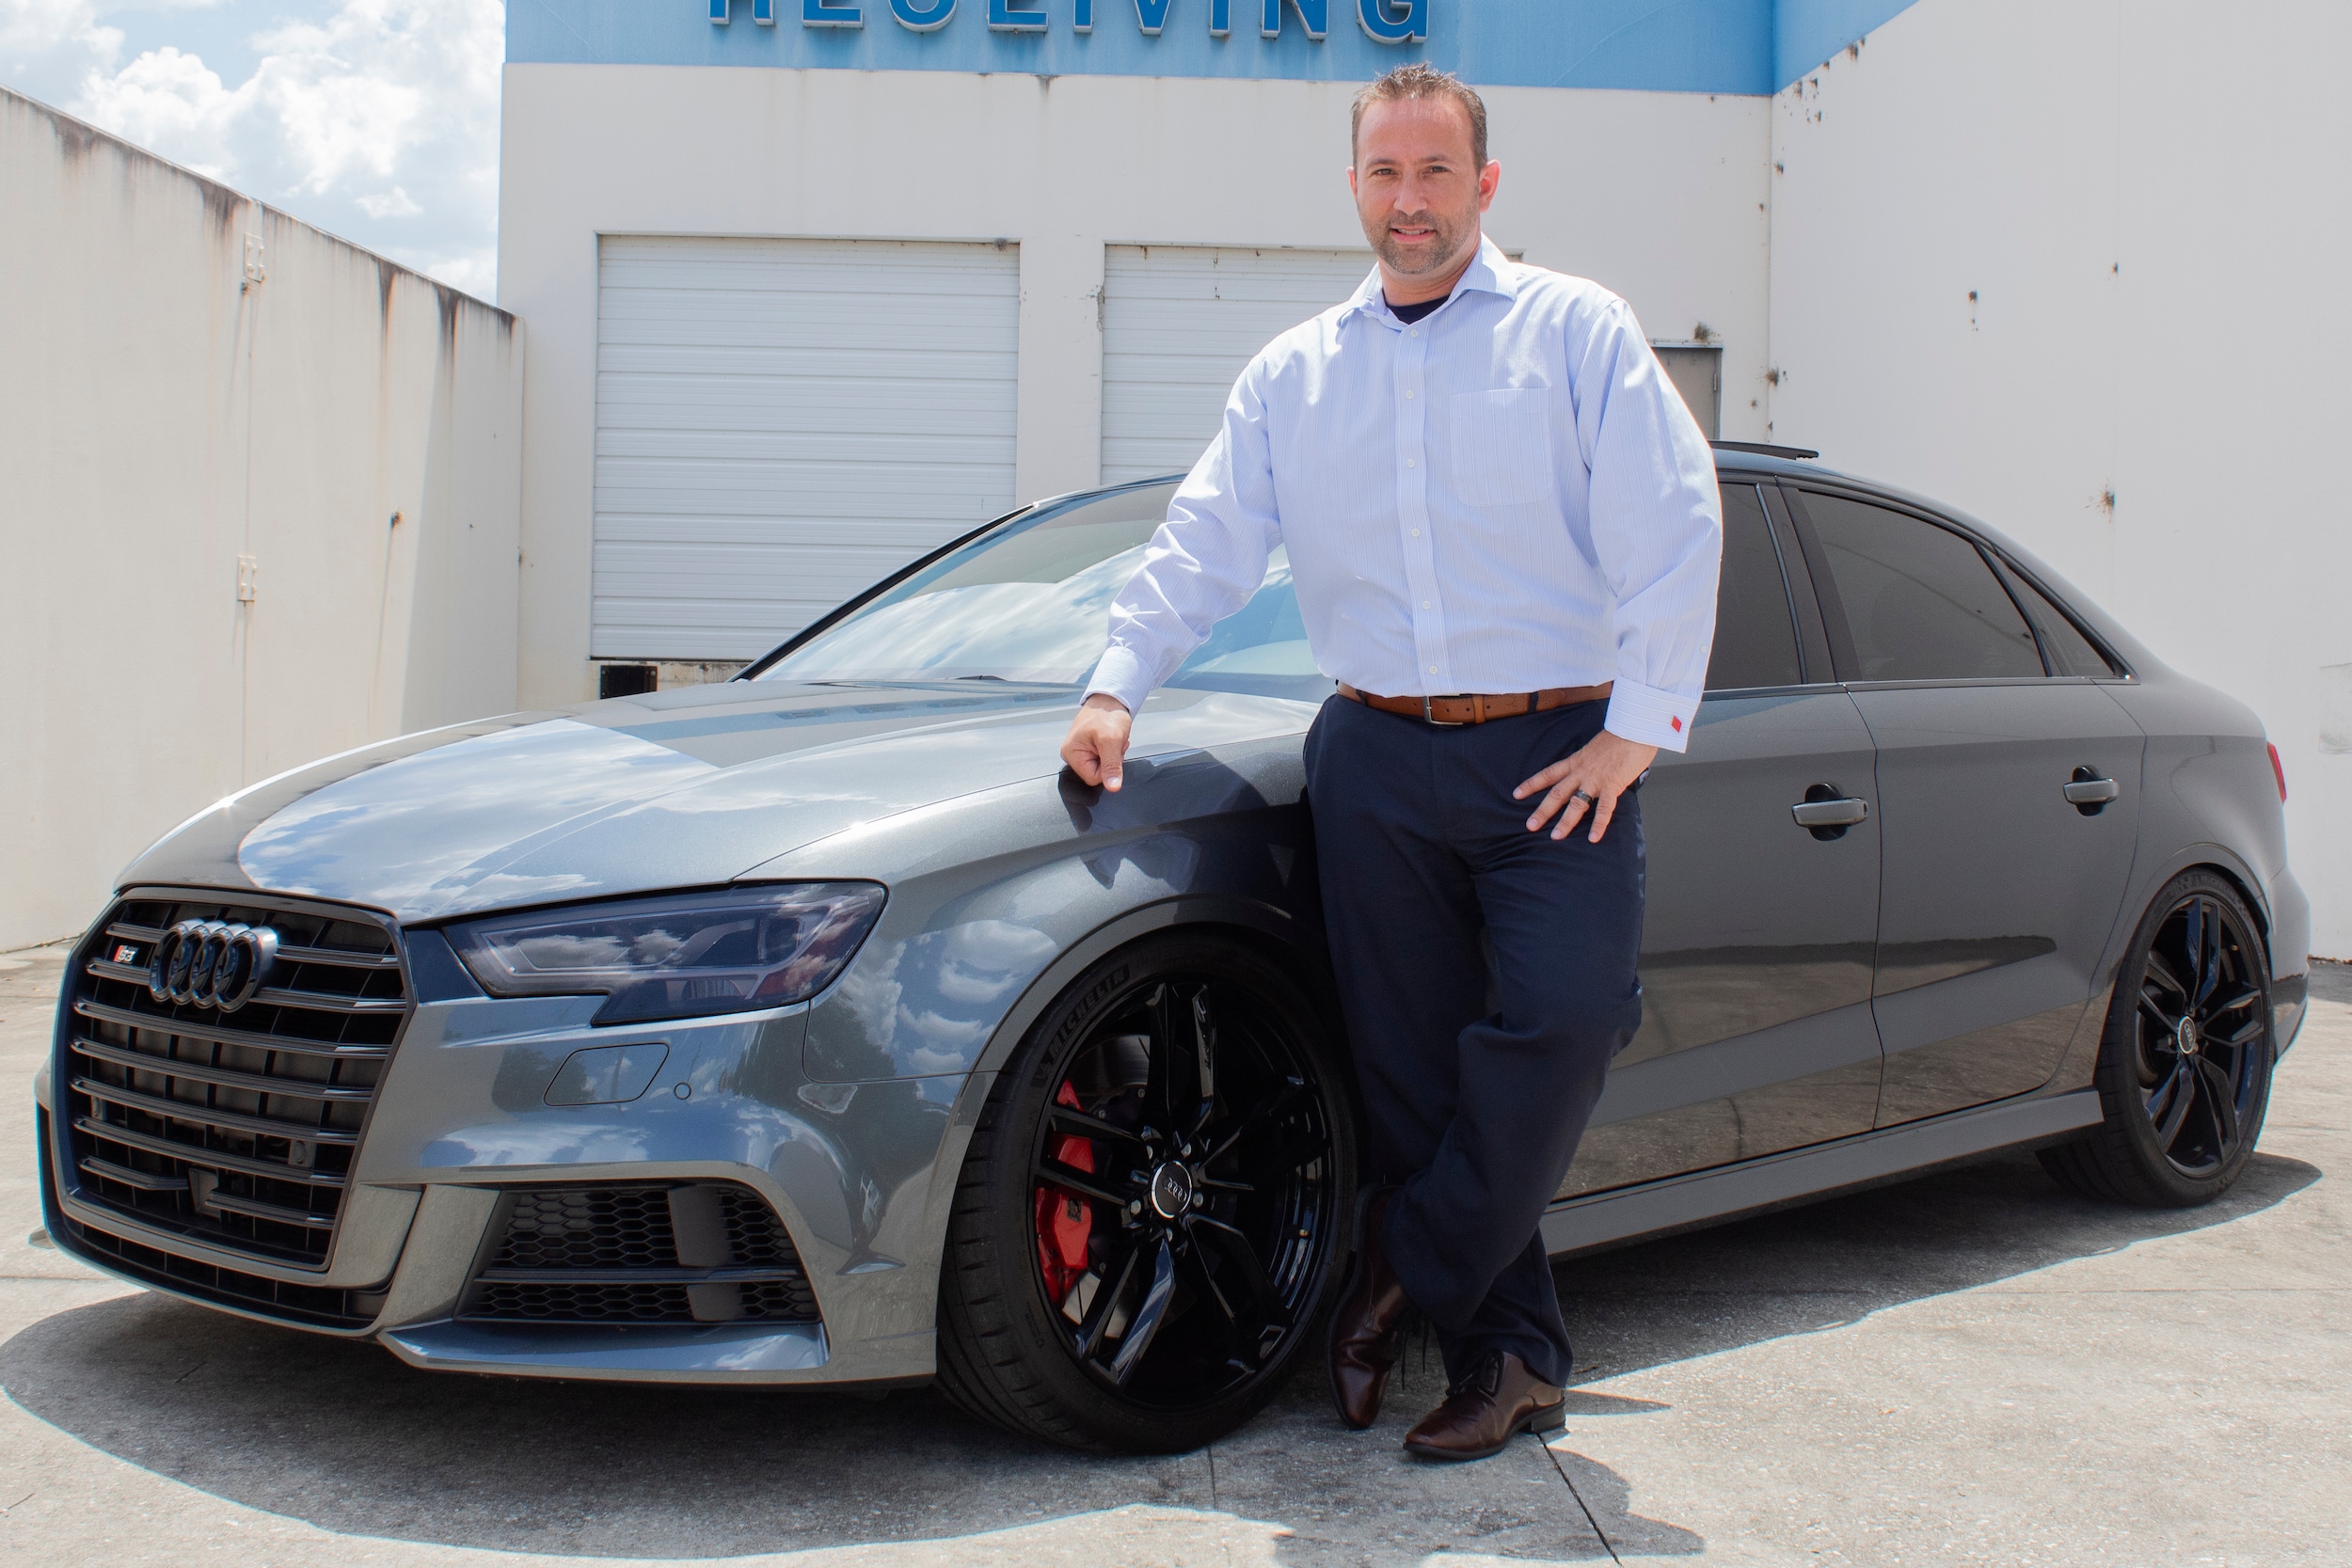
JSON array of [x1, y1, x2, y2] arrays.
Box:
[[934, 932, 1357, 1452], [2039, 869, 2274, 1208]]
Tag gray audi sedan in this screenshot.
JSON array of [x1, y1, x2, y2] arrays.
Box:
[[39, 446, 2311, 1453]]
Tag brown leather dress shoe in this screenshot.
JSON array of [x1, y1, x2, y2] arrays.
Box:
[[1327, 1187, 1411, 1430], [1402, 1351, 1566, 1462]]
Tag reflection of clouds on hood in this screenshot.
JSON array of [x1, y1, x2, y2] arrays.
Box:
[[835, 938, 905, 1055], [822, 916, 1062, 1079], [900, 1011, 989, 1049], [898, 1043, 974, 1081], [888, 919, 1058, 1075], [933, 920, 1058, 1006], [240, 719, 715, 908]]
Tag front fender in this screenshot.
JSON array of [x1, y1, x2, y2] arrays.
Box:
[[771, 737, 1317, 1085]]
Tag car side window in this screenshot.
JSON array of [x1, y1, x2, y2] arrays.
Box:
[[1799, 493, 2044, 682], [2003, 567, 2122, 677], [1705, 483, 1804, 691]]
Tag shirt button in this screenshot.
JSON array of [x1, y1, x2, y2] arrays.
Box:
[[1410, 529, 1420, 537], [1406, 459, 1417, 468], [1409, 329, 1421, 338], [1404, 389, 1414, 399], [1429, 665, 1438, 673], [1422, 600, 1431, 609]]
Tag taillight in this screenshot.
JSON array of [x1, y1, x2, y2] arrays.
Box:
[[2267, 742, 2287, 802]]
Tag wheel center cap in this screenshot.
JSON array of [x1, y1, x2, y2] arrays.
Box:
[[2175, 1016, 2201, 1056], [1149, 1162, 1195, 1220]]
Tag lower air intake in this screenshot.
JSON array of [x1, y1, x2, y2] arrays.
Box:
[[460, 1182, 818, 1326]]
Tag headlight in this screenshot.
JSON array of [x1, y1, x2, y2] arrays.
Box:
[[446, 883, 885, 1026]]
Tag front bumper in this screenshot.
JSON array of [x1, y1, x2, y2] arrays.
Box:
[[41, 927, 978, 1386]]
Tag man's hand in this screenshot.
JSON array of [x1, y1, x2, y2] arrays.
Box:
[[1514, 729, 1659, 843], [1061, 693, 1134, 791]]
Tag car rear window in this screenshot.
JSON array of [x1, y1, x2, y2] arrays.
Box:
[[2004, 568, 2122, 677]]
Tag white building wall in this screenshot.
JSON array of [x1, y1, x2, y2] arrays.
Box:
[[500, 64, 1772, 707], [0, 89, 525, 951], [1766, 0, 2352, 956]]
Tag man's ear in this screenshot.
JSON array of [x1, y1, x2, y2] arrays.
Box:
[[1346, 165, 1359, 198], [1477, 159, 1501, 213]]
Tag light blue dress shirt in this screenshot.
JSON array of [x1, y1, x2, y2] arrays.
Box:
[[1088, 235, 1723, 752]]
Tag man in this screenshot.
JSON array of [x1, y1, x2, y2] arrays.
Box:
[[1059, 64, 1720, 1462]]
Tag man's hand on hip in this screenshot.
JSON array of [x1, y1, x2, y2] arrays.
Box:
[[1515, 729, 1659, 843], [1061, 693, 1134, 791]]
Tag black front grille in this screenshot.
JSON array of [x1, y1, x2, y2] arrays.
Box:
[[473, 1279, 697, 1322], [62, 1212, 387, 1329], [62, 893, 410, 1269], [493, 1189, 677, 1272], [741, 1275, 821, 1321], [462, 1183, 821, 1327], [718, 1183, 791, 1264]]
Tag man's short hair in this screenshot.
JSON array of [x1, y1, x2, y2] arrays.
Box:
[[1351, 64, 1488, 170]]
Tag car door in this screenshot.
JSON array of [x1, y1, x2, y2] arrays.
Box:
[[1781, 485, 2145, 1126], [1560, 480, 1883, 1197]]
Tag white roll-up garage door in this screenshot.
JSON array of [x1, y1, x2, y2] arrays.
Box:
[[1099, 245, 1374, 488], [593, 236, 1021, 661]]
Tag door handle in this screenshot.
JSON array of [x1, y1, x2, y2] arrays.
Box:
[[1794, 784, 1867, 840], [1791, 798, 1869, 829], [2064, 768, 2120, 815]]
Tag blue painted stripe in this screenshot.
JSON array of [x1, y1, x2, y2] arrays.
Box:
[[507, 0, 1918, 96], [1774, 0, 1917, 87]]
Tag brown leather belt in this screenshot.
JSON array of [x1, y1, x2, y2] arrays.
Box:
[[1338, 682, 1612, 726]]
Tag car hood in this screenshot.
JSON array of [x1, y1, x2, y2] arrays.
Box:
[[119, 680, 1316, 925]]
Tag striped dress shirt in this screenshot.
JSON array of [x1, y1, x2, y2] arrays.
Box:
[[1087, 234, 1723, 752]]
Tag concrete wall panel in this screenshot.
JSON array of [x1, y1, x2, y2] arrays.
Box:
[[1765, 0, 2352, 955], [0, 89, 524, 950]]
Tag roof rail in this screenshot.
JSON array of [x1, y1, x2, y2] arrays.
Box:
[[1711, 440, 1820, 460]]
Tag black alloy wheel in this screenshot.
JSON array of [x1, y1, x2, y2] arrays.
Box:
[[2041, 869, 2273, 1208], [935, 933, 1356, 1452]]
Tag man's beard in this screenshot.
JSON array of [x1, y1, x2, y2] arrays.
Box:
[[1371, 207, 1471, 278]]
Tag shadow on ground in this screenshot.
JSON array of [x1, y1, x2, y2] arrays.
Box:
[[1554, 1147, 2320, 1386], [0, 1147, 2316, 1563]]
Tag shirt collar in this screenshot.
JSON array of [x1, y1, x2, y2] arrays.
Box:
[[1339, 233, 1520, 329]]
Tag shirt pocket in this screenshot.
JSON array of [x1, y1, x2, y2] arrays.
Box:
[[1448, 387, 1557, 507]]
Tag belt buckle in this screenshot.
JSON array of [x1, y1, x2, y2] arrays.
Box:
[[1422, 695, 1467, 727]]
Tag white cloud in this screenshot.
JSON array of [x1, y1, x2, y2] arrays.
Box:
[[76, 43, 236, 174], [356, 182, 419, 217], [52, 0, 502, 298], [1, 0, 121, 77]]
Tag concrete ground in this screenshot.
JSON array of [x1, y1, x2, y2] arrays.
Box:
[[0, 942, 2344, 1568]]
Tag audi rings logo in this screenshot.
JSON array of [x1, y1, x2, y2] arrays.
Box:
[[147, 921, 280, 1012]]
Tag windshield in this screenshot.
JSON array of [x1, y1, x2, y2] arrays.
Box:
[[752, 483, 1330, 702]]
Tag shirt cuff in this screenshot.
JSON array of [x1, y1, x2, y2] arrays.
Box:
[[1604, 677, 1699, 752], [1085, 645, 1154, 717]]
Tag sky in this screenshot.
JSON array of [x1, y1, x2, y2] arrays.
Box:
[[1, 0, 502, 297]]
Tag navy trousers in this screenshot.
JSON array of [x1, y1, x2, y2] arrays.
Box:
[[1303, 692, 1645, 1387]]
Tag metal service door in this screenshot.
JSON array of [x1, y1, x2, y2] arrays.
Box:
[[1099, 245, 1374, 486], [1559, 482, 1884, 1199], [1785, 486, 2145, 1127], [593, 236, 1021, 661]]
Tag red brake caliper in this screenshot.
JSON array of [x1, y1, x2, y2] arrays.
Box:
[[1035, 1081, 1097, 1308]]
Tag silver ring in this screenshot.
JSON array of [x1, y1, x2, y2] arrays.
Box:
[[1570, 788, 1597, 806], [147, 920, 278, 1012]]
